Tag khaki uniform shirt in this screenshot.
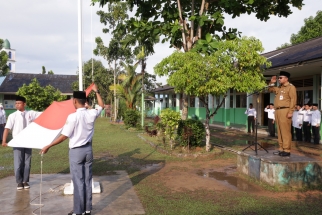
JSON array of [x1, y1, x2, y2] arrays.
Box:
[[268, 82, 297, 114]]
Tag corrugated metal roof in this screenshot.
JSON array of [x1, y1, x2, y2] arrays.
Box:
[[0, 73, 77, 94]]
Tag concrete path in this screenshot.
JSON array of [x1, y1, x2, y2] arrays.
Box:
[[0, 171, 145, 215]]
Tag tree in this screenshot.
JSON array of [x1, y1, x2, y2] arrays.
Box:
[[17, 78, 67, 111], [0, 38, 9, 76], [277, 10, 322, 49], [112, 62, 142, 110], [93, 0, 304, 118], [72, 59, 113, 104], [47, 70, 54, 75], [154, 37, 271, 151], [42, 66, 46, 74]]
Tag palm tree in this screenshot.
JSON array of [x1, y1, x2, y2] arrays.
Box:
[[111, 62, 143, 110]]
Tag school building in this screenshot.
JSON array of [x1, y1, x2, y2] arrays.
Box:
[[152, 36, 322, 130]]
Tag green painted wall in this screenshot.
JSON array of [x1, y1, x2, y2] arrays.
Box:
[[188, 107, 206, 120]]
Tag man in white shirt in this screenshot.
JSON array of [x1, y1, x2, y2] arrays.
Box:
[[308, 103, 321, 144], [245, 103, 257, 134], [2, 96, 42, 190], [298, 103, 312, 143], [264, 103, 275, 137], [41, 84, 103, 215], [0, 104, 6, 141], [292, 104, 303, 141]]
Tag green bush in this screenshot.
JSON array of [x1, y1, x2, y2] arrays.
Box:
[[124, 109, 140, 128], [177, 119, 205, 147], [160, 109, 181, 141]]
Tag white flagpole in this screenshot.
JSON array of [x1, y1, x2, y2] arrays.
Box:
[[78, 0, 83, 91]]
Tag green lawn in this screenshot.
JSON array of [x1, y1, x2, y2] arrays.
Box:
[[1, 118, 322, 215]]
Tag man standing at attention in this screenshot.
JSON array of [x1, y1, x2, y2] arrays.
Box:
[[292, 104, 303, 142], [308, 103, 321, 145], [2, 96, 42, 190], [0, 104, 6, 141], [41, 84, 103, 215], [264, 103, 275, 137], [268, 71, 296, 157], [245, 103, 256, 134], [298, 104, 312, 143]]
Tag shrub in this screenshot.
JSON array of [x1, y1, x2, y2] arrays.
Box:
[[177, 119, 205, 147], [160, 109, 181, 141], [124, 109, 140, 128]]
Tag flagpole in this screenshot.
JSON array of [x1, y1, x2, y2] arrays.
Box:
[[78, 0, 83, 91]]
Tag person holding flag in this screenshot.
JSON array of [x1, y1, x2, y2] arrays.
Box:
[[40, 84, 103, 215], [2, 96, 42, 190]]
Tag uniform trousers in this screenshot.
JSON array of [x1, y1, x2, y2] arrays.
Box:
[[247, 116, 255, 133], [69, 143, 93, 214], [312, 126, 320, 144], [303, 121, 311, 143], [268, 118, 275, 137], [275, 108, 292, 153], [0, 124, 4, 140], [295, 127, 303, 141], [13, 147, 32, 183]]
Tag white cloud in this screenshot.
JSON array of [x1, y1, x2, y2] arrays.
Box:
[[1, 0, 321, 84]]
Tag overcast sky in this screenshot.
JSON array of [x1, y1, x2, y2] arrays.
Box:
[[1, 0, 322, 84]]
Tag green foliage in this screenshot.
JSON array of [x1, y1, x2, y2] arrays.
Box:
[[155, 37, 271, 97], [177, 119, 205, 147], [93, 0, 304, 54], [124, 109, 140, 128], [277, 10, 322, 49], [160, 109, 181, 141], [17, 78, 67, 111], [0, 38, 9, 76], [42, 66, 46, 74]]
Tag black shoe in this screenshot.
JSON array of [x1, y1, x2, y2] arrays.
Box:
[[17, 183, 24, 190], [279, 151, 290, 157], [273, 151, 282, 155], [23, 182, 30, 189], [67, 211, 82, 215]]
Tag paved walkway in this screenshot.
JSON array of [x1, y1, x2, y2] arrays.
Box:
[[0, 171, 145, 215]]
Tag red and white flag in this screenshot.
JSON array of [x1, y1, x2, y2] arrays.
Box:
[[8, 84, 94, 149]]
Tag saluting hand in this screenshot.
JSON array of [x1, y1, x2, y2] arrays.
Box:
[[270, 76, 277, 83]]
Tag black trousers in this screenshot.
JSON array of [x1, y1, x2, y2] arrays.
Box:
[[295, 127, 303, 141], [312, 126, 320, 144], [268, 118, 275, 137], [303, 121, 311, 143], [247, 116, 255, 133]]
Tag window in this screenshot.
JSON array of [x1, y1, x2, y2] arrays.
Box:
[[172, 94, 176, 107], [9, 63, 11, 70], [8, 52, 11, 59], [4, 94, 17, 100], [236, 93, 247, 108]]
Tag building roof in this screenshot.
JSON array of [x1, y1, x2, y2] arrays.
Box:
[[152, 84, 174, 93], [2, 39, 10, 49], [263, 36, 322, 71], [0, 73, 77, 94]]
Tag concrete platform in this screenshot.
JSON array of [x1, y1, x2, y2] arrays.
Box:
[[0, 171, 145, 215], [237, 149, 322, 188]]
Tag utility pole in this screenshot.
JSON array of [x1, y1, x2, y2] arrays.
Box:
[[141, 59, 146, 127]]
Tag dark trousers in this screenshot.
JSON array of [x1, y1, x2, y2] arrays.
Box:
[[312, 126, 320, 144], [247, 116, 255, 133], [13, 147, 32, 183], [295, 127, 303, 141], [303, 121, 311, 143], [268, 118, 275, 137], [69, 144, 93, 214]]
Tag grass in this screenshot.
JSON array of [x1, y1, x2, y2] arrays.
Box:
[[1, 118, 322, 214]]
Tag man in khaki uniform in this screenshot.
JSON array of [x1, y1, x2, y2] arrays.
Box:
[[268, 71, 296, 156]]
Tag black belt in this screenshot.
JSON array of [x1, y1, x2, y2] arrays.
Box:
[[72, 142, 91, 149], [275, 107, 289, 110]]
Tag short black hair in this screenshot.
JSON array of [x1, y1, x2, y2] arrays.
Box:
[[75, 98, 86, 105]]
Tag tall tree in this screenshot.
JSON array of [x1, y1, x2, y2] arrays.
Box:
[[154, 37, 271, 151], [93, 0, 304, 118], [277, 10, 322, 49], [0, 38, 9, 76], [17, 78, 67, 111], [42, 66, 46, 74]]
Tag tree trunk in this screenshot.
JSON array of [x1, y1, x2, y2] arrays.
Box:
[[113, 60, 117, 122], [205, 108, 211, 151], [181, 93, 188, 120]]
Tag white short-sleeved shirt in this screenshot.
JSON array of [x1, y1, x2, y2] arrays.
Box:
[[5, 110, 42, 138], [245, 108, 257, 117], [0, 109, 5, 124], [292, 111, 303, 128], [61, 107, 102, 149], [264, 108, 275, 120], [308, 110, 321, 126], [298, 108, 312, 123]]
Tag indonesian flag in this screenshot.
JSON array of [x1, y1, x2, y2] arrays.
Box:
[[8, 84, 94, 149]]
